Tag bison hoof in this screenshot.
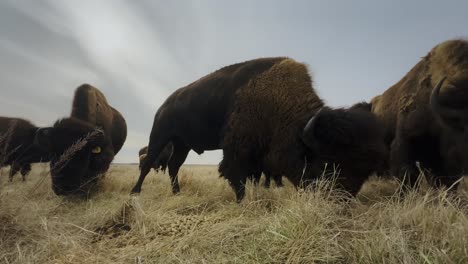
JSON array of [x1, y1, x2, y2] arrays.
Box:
[[130, 187, 141, 195], [235, 192, 245, 203]]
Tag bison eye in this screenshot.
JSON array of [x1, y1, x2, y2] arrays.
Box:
[[92, 146, 102, 154]]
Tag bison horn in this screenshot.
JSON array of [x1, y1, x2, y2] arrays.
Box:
[[302, 108, 323, 149], [430, 76, 460, 119], [139, 154, 147, 161]]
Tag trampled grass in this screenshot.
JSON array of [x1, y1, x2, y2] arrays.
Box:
[[0, 164, 467, 263]]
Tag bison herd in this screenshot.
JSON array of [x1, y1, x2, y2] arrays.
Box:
[[1, 39, 467, 202]]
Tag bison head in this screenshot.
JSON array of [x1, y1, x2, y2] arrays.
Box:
[[431, 75, 468, 173], [35, 118, 113, 195], [430, 76, 468, 134], [302, 107, 388, 181]]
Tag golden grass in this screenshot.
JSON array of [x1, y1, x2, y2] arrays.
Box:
[[0, 164, 467, 264]]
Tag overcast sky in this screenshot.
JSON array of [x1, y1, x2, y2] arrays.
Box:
[[0, 0, 467, 164]]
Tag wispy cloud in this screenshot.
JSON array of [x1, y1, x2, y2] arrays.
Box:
[[1, 0, 467, 163]]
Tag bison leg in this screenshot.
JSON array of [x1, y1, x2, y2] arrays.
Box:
[[263, 173, 271, 188], [390, 136, 419, 190], [167, 143, 190, 194], [20, 163, 32, 181], [429, 174, 462, 191], [233, 177, 247, 203], [9, 163, 20, 181], [228, 167, 247, 203], [220, 156, 248, 202], [131, 160, 153, 194], [426, 161, 462, 192], [252, 171, 261, 186], [161, 164, 168, 174], [273, 175, 283, 187], [336, 170, 367, 197], [131, 141, 170, 194], [431, 146, 463, 192]]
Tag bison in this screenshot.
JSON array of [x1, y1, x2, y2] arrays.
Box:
[[131, 57, 290, 195], [355, 39, 468, 191], [138, 143, 173, 173], [220, 59, 387, 201], [0, 117, 49, 181], [35, 84, 127, 195], [132, 57, 387, 202]]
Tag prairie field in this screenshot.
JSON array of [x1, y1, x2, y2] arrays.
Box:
[[0, 164, 467, 264]]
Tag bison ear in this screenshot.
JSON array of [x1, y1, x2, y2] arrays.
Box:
[[34, 127, 53, 149]]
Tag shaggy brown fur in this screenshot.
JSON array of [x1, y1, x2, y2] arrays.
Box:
[[0, 117, 49, 181], [221, 60, 321, 192], [131, 57, 288, 195], [220, 59, 387, 200], [364, 39, 468, 190], [36, 84, 127, 195], [132, 57, 386, 201], [303, 107, 388, 195]]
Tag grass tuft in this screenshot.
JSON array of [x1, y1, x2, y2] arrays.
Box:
[[0, 164, 467, 263]]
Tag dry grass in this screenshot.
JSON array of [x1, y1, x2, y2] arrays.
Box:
[[0, 164, 467, 264]]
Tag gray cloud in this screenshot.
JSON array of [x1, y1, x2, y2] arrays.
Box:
[[1, 0, 467, 163]]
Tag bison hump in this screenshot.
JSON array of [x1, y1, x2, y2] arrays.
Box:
[[71, 84, 112, 126]]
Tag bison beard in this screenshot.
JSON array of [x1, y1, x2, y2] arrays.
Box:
[[35, 84, 127, 196], [355, 39, 468, 191], [132, 57, 387, 202]]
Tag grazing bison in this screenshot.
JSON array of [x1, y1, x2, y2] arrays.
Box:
[[131, 57, 290, 195], [0, 117, 49, 181], [138, 143, 173, 173], [356, 39, 468, 190], [220, 59, 387, 201], [35, 84, 127, 195], [132, 57, 387, 202]]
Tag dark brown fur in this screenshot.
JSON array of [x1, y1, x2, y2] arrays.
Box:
[[132, 57, 386, 201], [365, 39, 468, 190], [0, 117, 49, 181], [220, 59, 387, 200], [303, 107, 388, 195], [36, 84, 127, 195], [131, 57, 288, 194]]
